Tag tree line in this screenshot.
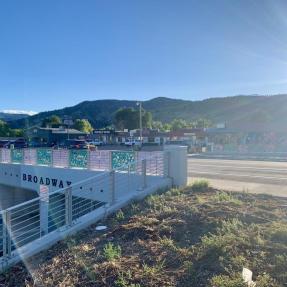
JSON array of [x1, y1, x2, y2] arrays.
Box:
[[1, 107, 212, 137], [0, 120, 24, 137]]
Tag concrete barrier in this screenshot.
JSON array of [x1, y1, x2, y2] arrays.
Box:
[[164, 145, 187, 187]]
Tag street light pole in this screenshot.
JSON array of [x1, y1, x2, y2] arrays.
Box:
[[137, 101, 143, 146]]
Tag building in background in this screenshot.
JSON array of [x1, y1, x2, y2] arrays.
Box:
[[26, 126, 87, 146]]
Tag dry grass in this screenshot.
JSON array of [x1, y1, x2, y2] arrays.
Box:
[[1, 182, 287, 286]]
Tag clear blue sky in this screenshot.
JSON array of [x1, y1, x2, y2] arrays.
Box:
[[1, 0, 287, 113]]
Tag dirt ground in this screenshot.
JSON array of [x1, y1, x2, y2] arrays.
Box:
[[1, 181, 287, 287]]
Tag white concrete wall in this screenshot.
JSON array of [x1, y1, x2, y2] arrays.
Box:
[[0, 163, 102, 193], [0, 163, 140, 203]]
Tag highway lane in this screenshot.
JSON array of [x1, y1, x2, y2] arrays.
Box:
[[188, 158, 287, 196]]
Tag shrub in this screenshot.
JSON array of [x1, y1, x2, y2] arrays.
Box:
[[103, 242, 122, 261], [191, 180, 209, 192], [213, 191, 243, 205], [116, 209, 125, 221], [209, 274, 246, 287], [256, 273, 278, 287]]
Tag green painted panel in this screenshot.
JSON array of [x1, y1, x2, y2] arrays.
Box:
[[69, 149, 88, 168], [37, 149, 52, 165], [111, 151, 135, 170], [11, 149, 23, 163]]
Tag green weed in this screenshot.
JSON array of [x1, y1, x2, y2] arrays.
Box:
[[103, 242, 122, 261]]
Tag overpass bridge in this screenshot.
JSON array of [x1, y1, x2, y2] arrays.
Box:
[[0, 146, 187, 270]]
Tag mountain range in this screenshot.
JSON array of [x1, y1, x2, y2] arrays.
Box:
[[0, 112, 31, 122], [7, 94, 287, 132]]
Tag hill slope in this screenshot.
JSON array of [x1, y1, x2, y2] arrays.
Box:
[[9, 94, 287, 132], [0, 112, 30, 122]]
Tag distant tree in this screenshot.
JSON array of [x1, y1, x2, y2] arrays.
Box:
[[152, 121, 172, 132], [171, 119, 190, 131], [163, 123, 172, 131], [42, 115, 62, 127], [0, 120, 10, 136], [152, 121, 164, 131], [10, 129, 24, 137], [73, 119, 93, 133], [0, 120, 24, 137], [144, 111, 152, 129], [193, 118, 212, 128], [114, 108, 152, 130]]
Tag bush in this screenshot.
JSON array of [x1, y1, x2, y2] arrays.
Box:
[[213, 191, 243, 205], [209, 274, 246, 287], [103, 242, 122, 261], [191, 180, 209, 192]]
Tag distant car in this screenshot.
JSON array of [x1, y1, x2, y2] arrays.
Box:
[[29, 141, 51, 148], [0, 140, 11, 148], [10, 138, 28, 148], [88, 140, 104, 146], [65, 139, 89, 149], [125, 139, 141, 146]]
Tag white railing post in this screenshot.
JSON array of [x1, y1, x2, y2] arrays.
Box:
[[0, 148, 2, 163], [51, 149, 54, 167], [65, 187, 73, 226], [3, 210, 11, 257], [87, 149, 90, 170], [110, 170, 115, 204], [164, 151, 171, 178], [142, 159, 147, 189], [109, 151, 113, 171], [128, 165, 131, 193], [40, 185, 49, 236]]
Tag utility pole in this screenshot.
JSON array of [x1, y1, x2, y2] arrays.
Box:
[[136, 101, 143, 146], [63, 115, 73, 141]]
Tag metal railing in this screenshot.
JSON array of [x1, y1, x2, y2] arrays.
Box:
[[0, 151, 168, 263], [0, 148, 164, 172]]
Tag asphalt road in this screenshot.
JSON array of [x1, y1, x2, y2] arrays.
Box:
[[188, 158, 287, 197]]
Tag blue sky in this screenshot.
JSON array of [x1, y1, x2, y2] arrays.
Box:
[[1, 0, 287, 112]]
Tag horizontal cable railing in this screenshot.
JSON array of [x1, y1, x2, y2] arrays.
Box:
[[0, 150, 168, 263]]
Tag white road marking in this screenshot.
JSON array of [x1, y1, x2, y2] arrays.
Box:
[[188, 170, 287, 181], [188, 163, 287, 172]]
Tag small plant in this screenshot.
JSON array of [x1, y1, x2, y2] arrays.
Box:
[[159, 237, 178, 252], [193, 194, 203, 204], [209, 274, 246, 287], [116, 209, 125, 221], [142, 260, 165, 276], [213, 191, 243, 205], [115, 271, 141, 287], [166, 188, 182, 196], [191, 180, 209, 192], [103, 242, 122, 261], [256, 273, 278, 287]]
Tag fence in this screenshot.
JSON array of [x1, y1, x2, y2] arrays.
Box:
[[0, 148, 164, 172], [0, 151, 168, 266]]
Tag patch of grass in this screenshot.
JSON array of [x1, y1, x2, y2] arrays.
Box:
[[115, 271, 141, 287], [191, 179, 209, 192], [142, 260, 165, 276], [208, 274, 246, 287], [213, 191, 243, 205], [103, 242, 122, 261]]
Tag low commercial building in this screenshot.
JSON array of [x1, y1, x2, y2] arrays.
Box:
[[130, 129, 169, 145], [89, 129, 170, 145], [88, 129, 116, 144], [26, 126, 88, 146], [169, 128, 208, 151]]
